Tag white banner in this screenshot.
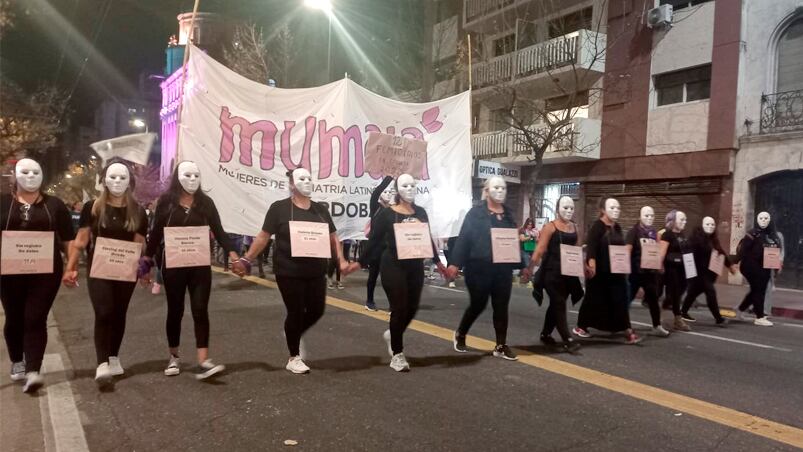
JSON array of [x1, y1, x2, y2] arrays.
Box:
[[91, 132, 156, 165], [176, 46, 473, 240]]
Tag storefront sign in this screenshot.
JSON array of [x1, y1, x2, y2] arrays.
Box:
[[476, 160, 521, 184]]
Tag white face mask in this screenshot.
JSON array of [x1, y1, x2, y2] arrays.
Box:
[[757, 211, 771, 229], [104, 163, 130, 197], [640, 206, 654, 227], [702, 216, 716, 235], [397, 174, 417, 204], [177, 161, 201, 194], [486, 176, 507, 204], [675, 212, 687, 231], [292, 168, 313, 197], [558, 197, 574, 221], [380, 185, 395, 204], [604, 199, 620, 220], [15, 159, 43, 193]]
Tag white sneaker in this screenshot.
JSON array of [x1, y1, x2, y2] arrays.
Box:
[[448, 282, 456, 288], [652, 326, 671, 337], [194, 359, 225, 380], [389, 353, 410, 372], [22, 372, 44, 393], [95, 363, 113, 388], [108, 356, 124, 376], [754, 317, 774, 327], [286, 356, 310, 374], [736, 310, 752, 322], [382, 329, 393, 358], [164, 355, 180, 376], [10, 361, 26, 381]]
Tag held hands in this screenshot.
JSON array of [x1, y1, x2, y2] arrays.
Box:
[[445, 265, 459, 281], [519, 267, 532, 283], [231, 257, 251, 278], [340, 259, 358, 277], [435, 261, 448, 279], [585, 263, 596, 279], [137, 256, 154, 286], [62, 269, 79, 288]]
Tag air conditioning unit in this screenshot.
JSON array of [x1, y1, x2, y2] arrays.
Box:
[[647, 4, 673, 29]]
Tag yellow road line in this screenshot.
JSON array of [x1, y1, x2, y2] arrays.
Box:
[[214, 268, 803, 449]]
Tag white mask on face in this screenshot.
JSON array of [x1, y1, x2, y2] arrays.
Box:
[[104, 163, 130, 197], [397, 174, 417, 204], [380, 185, 395, 204], [558, 196, 575, 221], [292, 168, 313, 197], [757, 211, 771, 229], [15, 158, 43, 193], [604, 198, 620, 221], [640, 206, 655, 227], [486, 176, 507, 204], [177, 161, 201, 194], [675, 211, 687, 231], [702, 216, 716, 235]]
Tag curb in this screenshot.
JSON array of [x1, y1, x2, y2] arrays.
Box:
[[771, 307, 803, 320]]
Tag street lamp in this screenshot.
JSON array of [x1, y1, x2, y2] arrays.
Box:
[[304, 0, 333, 82], [132, 118, 148, 133]]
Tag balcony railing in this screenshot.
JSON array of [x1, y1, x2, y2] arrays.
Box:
[[465, 0, 515, 22], [760, 89, 803, 134]]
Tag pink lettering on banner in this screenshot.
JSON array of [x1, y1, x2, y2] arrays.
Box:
[[280, 120, 311, 171], [318, 120, 364, 179], [219, 107, 278, 170]]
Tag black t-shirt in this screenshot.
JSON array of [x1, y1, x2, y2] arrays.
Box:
[[79, 200, 148, 266], [145, 196, 235, 259], [359, 205, 437, 265], [0, 193, 75, 271], [660, 229, 689, 265], [625, 224, 658, 272], [262, 197, 336, 278]]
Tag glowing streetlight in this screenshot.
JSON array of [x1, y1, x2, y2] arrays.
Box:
[[304, 0, 333, 82], [131, 118, 148, 132], [304, 0, 332, 13]]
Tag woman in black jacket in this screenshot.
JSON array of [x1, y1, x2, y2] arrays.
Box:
[[735, 212, 780, 327], [680, 217, 734, 326]]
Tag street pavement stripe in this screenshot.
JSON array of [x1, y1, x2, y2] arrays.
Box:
[[42, 353, 89, 452], [629, 320, 793, 352], [216, 269, 803, 449], [425, 284, 465, 293]]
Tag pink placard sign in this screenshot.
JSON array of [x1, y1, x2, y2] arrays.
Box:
[[289, 221, 331, 258], [763, 247, 781, 270], [364, 132, 428, 178], [394, 222, 434, 260], [608, 245, 631, 274], [89, 237, 141, 282], [490, 228, 520, 264], [640, 242, 662, 270], [164, 226, 212, 269], [559, 244, 584, 277], [0, 231, 54, 275], [708, 250, 725, 276]]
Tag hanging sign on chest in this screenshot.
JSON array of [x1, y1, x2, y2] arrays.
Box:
[[164, 226, 212, 268], [763, 247, 781, 270], [289, 221, 331, 259], [394, 222, 434, 260], [640, 242, 662, 270], [0, 231, 55, 275], [490, 228, 520, 264], [682, 253, 697, 279], [709, 250, 725, 276], [560, 244, 584, 277], [90, 237, 141, 282], [609, 245, 631, 274]]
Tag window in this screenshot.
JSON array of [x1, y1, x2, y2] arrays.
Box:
[[548, 7, 592, 39], [659, 0, 712, 10], [655, 65, 711, 106], [546, 91, 589, 112], [777, 18, 803, 93], [516, 20, 538, 49], [490, 107, 510, 131], [493, 34, 515, 57]]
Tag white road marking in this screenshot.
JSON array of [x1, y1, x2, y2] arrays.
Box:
[[426, 284, 465, 293], [628, 320, 792, 352], [780, 322, 803, 329], [41, 353, 89, 452]]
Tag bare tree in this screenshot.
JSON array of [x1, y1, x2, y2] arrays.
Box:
[[0, 79, 70, 163], [265, 24, 298, 88], [0, 0, 14, 38], [223, 23, 271, 85]]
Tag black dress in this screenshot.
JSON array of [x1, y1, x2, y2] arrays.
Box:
[[541, 222, 583, 341], [577, 219, 631, 333]]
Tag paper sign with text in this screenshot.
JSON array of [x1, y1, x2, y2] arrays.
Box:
[[490, 228, 520, 264], [364, 132, 428, 179], [289, 221, 331, 258], [609, 245, 631, 274], [709, 250, 725, 276], [683, 253, 697, 279], [640, 242, 662, 270], [0, 231, 54, 275], [560, 244, 584, 277], [164, 226, 212, 268], [763, 247, 781, 270], [394, 222, 434, 260], [90, 237, 141, 282]]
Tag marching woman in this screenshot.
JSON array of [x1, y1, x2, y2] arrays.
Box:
[[625, 206, 670, 337], [349, 173, 445, 372], [232, 168, 352, 374], [573, 198, 642, 344], [735, 212, 780, 327], [659, 210, 691, 332], [1, 159, 74, 393], [141, 161, 239, 379], [364, 176, 394, 311], [446, 176, 521, 360], [64, 160, 148, 388], [680, 217, 734, 326], [523, 196, 582, 353]]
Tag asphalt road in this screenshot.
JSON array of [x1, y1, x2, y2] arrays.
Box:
[[2, 268, 802, 451]]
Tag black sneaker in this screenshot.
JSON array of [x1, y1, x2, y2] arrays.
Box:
[[539, 334, 557, 346], [681, 313, 697, 323], [563, 340, 582, 354], [492, 344, 518, 361], [453, 332, 467, 353], [365, 301, 378, 312], [194, 360, 225, 380], [715, 317, 729, 327]]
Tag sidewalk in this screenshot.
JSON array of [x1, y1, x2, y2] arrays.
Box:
[[715, 283, 803, 320]]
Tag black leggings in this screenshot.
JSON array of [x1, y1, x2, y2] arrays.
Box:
[[738, 267, 771, 318], [380, 253, 424, 354], [366, 258, 381, 303], [163, 266, 212, 349], [458, 262, 512, 345], [542, 271, 574, 342], [276, 275, 327, 356], [88, 277, 136, 365], [663, 265, 687, 316], [629, 272, 661, 327], [1, 271, 63, 373], [682, 272, 723, 321]]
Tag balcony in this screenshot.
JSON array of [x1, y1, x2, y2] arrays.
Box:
[[470, 30, 605, 96], [760, 90, 803, 134], [464, 0, 590, 33], [472, 116, 601, 165]]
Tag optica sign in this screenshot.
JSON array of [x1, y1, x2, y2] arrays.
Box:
[[476, 160, 521, 184]]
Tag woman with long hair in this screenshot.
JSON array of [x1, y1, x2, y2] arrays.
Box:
[[625, 206, 669, 337], [64, 160, 148, 388], [680, 217, 734, 326], [141, 161, 239, 379], [735, 212, 780, 327], [659, 210, 691, 332], [519, 218, 537, 265], [573, 197, 641, 344], [364, 176, 394, 311], [233, 168, 352, 374], [1, 158, 75, 393]]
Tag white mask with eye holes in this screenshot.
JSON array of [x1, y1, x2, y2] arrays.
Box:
[[558, 196, 575, 221], [604, 198, 620, 221], [675, 211, 687, 231], [702, 216, 716, 235], [178, 161, 201, 194], [397, 174, 417, 204], [486, 176, 507, 204], [15, 158, 44, 193], [104, 163, 130, 197], [640, 206, 655, 227], [380, 184, 396, 205], [292, 168, 313, 197], [757, 211, 771, 229]]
